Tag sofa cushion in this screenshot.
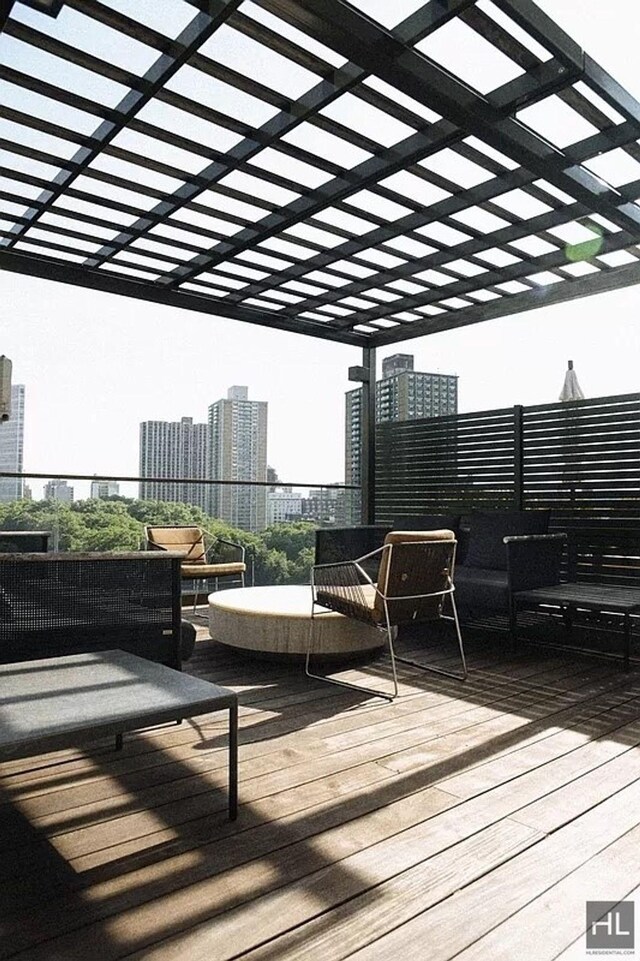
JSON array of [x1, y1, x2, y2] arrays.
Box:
[[464, 510, 550, 571], [453, 566, 510, 611], [392, 514, 460, 533]]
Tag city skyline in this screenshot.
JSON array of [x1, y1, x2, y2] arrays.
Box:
[[137, 386, 269, 531], [3, 270, 640, 503]]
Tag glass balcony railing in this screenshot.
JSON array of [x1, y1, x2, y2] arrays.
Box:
[[0, 471, 361, 588]]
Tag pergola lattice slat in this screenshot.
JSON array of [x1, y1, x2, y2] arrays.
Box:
[[2, 0, 640, 345]]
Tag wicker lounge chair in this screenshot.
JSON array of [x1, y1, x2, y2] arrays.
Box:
[[145, 526, 246, 611], [306, 529, 467, 701]]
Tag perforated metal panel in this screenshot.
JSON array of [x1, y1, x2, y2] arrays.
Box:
[[0, 552, 182, 666]]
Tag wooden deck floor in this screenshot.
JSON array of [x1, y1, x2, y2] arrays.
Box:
[[1, 622, 640, 960]]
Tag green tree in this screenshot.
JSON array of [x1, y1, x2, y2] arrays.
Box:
[[261, 522, 316, 584], [289, 545, 315, 585], [70, 500, 142, 551], [127, 500, 209, 528], [261, 521, 316, 558], [0, 498, 319, 585]]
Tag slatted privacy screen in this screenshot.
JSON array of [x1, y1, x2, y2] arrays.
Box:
[[376, 406, 517, 517], [522, 393, 640, 586], [378, 391, 640, 585]]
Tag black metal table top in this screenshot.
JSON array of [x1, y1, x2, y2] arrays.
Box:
[[515, 583, 640, 614]]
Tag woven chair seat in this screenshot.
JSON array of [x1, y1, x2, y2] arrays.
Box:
[[316, 583, 379, 624], [181, 562, 246, 578]]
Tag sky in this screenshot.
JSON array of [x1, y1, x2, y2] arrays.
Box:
[[2, 0, 640, 498]]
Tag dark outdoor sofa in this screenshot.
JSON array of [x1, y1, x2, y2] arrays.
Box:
[[315, 511, 564, 619], [399, 511, 556, 616], [0, 550, 196, 668]]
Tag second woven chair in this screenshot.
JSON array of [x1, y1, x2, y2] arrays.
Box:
[[306, 529, 467, 701], [145, 526, 246, 612]]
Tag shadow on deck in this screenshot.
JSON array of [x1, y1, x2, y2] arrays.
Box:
[[0, 616, 639, 960]]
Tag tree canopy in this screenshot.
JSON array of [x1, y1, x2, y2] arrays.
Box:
[[0, 498, 317, 585]]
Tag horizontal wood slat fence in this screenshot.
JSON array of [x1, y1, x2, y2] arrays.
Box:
[[377, 392, 640, 587]]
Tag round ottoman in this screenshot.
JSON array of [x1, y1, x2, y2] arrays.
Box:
[[208, 585, 384, 656]]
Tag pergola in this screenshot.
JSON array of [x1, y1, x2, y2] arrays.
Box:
[[2, 0, 640, 514]]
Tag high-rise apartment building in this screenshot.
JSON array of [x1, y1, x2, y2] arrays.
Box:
[[344, 386, 364, 525], [90, 479, 120, 499], [267, 488, 302, 525], [208, 386, 267, 531], [0, 384, 25, 502], [302, 485, 342, 525], [376, 354, 458, 422], [139, 416, 209, 510], [345, 354, 458, 522], [44, 479, 73, 503]]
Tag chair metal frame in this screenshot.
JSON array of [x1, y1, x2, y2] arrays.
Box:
[[306, 538, 467, 702]]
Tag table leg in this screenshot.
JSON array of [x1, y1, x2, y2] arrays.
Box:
[[509, 598, 518, 652], [229, 700, 238, 821], [624, 614, 631, 673]]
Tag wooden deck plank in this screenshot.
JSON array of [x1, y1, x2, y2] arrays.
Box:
[[120, 777, 640, 961], [1, 652, 620, 807], [325, 782, 640, 961], [0, 632, 638, 961], [6, 666, 629, 868], [5, 694, 640, 937], [453, 828, 640, 960], [5, 662, 619, 823], [124, 821, 544, 961]]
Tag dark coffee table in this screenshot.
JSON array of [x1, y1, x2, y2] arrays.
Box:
[[0, 649, 238, 818], [513, 583, 640, 671]]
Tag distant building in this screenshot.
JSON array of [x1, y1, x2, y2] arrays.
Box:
[[376, 353, 458, 422], [90, 479, 120, 499], [345, 386, 363, 526], [267, 488, 303, 525], [44, 479, 74, 503], [267, 466, 279, 491], [208, 386, 268, 531], [302, 485, 341, 525], [0, 384, 25, 502], [345, 354, 458, 523], [139, 416, 208, 510]]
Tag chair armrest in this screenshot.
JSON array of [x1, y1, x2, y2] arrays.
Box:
[[202, 531, 246, 565], [312, 559, 375, 589], [504, 533, 566, 592], [216, 536, 246, 564], [311, 559, 379, 621]]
